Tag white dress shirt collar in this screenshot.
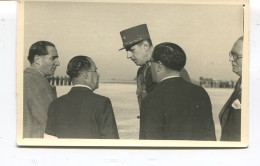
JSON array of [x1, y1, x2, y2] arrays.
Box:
[[160, 75, 180, 82], [73, 84, 92, 90]]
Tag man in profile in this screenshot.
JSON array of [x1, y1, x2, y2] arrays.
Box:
[[139, 42, 216, 140], [219, 36, 243, 141], [24, 41, 60, 138], [119, 24, 191, 109], [45, 56, 119, 139]]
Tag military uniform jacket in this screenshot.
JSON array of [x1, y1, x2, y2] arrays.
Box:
[[45, 87, 119, 139], [139, 77, 216, 140], [23, 67, 56, 138], [136, 65, 191, 108], [219, 77, 241, 141]]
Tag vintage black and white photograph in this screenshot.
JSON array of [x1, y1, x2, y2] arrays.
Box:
[[16, 0, 249, 147]]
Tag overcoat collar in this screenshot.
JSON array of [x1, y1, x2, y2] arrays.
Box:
[[24, 67, 46, 79]]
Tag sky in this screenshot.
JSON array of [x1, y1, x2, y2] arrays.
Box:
[[23, 2, 244, 81]]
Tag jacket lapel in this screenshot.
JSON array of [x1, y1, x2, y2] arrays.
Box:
[[219, 77, 241, 128]]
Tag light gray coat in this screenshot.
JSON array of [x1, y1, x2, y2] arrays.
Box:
[[23, 67, 55, 138]]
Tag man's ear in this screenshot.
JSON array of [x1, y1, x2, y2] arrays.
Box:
[[157, 61, 163, 72], [34, 55, 41, 65], [83, 71, 89, 79], [142, 41, 149, 51]]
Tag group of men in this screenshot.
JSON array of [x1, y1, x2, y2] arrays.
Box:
[[23, 24, 243, 141]]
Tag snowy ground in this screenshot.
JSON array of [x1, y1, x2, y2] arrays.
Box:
[[56, 83, 233, 140]]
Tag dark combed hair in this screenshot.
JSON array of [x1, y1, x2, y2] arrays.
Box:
[[66, 55, 92, 79], [27, 41, 56, 64], [152, 42, 186, 71]]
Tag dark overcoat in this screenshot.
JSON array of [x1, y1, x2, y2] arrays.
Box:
[[136, 65, 191, 109], [139, 77, 216, 140], [219, 78, 241, 141], [45, 87, 119, 139]]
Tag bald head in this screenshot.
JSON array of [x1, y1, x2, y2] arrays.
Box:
[[233, 36, 243, 52], [230, 36, 243, 76]]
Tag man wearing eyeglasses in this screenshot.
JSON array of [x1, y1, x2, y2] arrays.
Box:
[[219, 36, 243, 141], [45, 56, 119, 139], [139, 42, 216, 140], [119, 24, 191, 112]]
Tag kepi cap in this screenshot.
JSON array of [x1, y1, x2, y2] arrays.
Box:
[[119, 24, 150, 51]]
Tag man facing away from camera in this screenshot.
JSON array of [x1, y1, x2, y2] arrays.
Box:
[[119, 24, 191, 110], [219, 36, 243, 141], [45, 56, 119, 139], [139, 42, 216, 140], [23, 41, 60, 138]]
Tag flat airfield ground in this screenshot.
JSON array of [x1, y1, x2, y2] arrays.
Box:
[[57, 83, 233, 140]]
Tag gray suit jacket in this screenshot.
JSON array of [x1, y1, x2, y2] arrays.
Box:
[[23, 67, 56, 138]]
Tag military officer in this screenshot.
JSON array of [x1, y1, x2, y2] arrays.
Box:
[[119, 24, 191, 112]]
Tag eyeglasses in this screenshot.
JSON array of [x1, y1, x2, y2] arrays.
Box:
[[145, 59, 158, 67], [229, 51, 243, 62]]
